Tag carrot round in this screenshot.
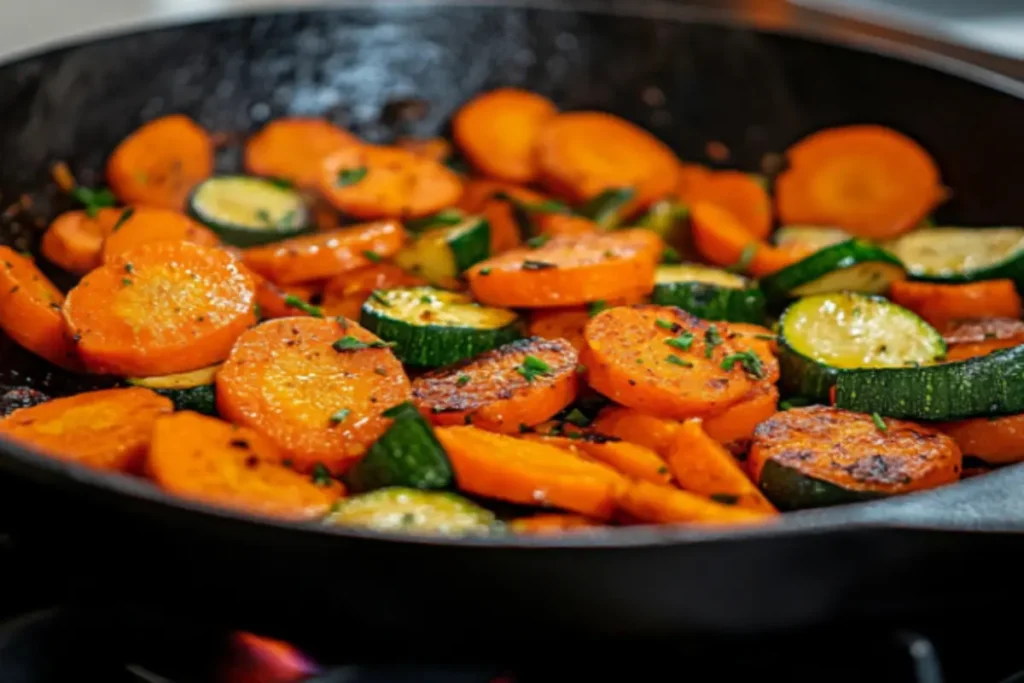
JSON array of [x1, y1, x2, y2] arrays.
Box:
[[453, 88, 557, 183], [522, 433, 672, 486], [242, 220, 405, 285], [149, 411, 343, 519], [938, 413, 1024, 465], [775, 125, 943, 240], [0, 387, 172, 473], [41, 209, 112, 274], [527, 295, 646, 353], [691, 202, 802, 277], [319, 144, 463, 219], [581, 305, 756, 419], [536, 112, 680, 210], [701, 385, 780, 453], [320, 263, 426, 320], [720, 322, 780, 384], [888, 279, 1022, 331], [677, 171, 772, 240], [616, 480, 771, 525], [251, 273, 322, 320], [676, 163, 712, 199], [106, 114, 214, 211], [466, 229, 660, 308], [942, 317, 1024, 361], [509, 513, 603, 534], [412, 337, 578, 433], [217, 317, 411, 473], [535, 214, 599, 237], [396, 136, 453, 163], [0, 247, 81, 369], [102, 208, 219, 262], [64, 241, 257, 376], [457, 179, 550, 253], [244, 117, 360, 189], [435, 425, 628, 520], [590, 406, 681, 457]]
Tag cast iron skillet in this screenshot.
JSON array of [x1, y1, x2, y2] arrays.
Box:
[[2, 0, 1024, 652]]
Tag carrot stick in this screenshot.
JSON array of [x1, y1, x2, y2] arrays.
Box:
[[581, 305, 756, 418], [319, 144, 463, 219], [667, 419, 777, 513], [889, 279, 1022, 330], [320, 263, 426, 320], [453, 88, 558, 183], [691, 202, 801, 277], [938, 413, 1024, 465], [466, 228, 661, 308], [216, 317, 411, 474], [41, 209, 114, 274], [149, 411, 343, 519], [942, 318, 1024, 361], [775, 125, 943, 240], [0, 247, 81, 369], [244, 117, 360, 189], [101, 207, 219, 262], [64, 241, 257, 376], [242, 220, 405, 285], [590, 406, 682, 457], [616, 479, 772, 525], [412, 337, 578, 433], [677, 170, 772, 240], [521, 434, 673, 486], [435, 425, 628, 520], [396, 136, 453, 163], [701, 385, 780, 453], [106, 114, 214, 211], [457, 179, 551, 253], [509, 513, 603, 534], [0, 387, 172, 473]]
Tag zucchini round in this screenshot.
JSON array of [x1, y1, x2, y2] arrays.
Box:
[[650, 263, 765, 323], [393, 215, 490, 286], [759, 239, 906, 304], [360, 286, 523, 367], [885, 226, 1024, 284], [778, 292, 945, 401], [127, 364, 220, 415], [188, 175, 311, 246], [772, 225, 851, 252], [325, 487, 497, 536]]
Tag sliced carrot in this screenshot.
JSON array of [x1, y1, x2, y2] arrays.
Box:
[[535, 213, 600, 237], [320, 263, 426, 320], [938, 413, 1024, 465], [106, 114, 214, 211], [581, 305, 755, 419], [466, 229, 661, 308], [521, 434, 673, 486], [319, 144, 463, 219], [412, 337, 578, 433], [396, 136, 453, 163], [667, 419, 777, 513], [888, 279, 1022, 330], [435, 425, 628, 520], [942, 318, 1024, 361], [244, 117, 360, 189], [148, 411, 343, 519], [64, 241, 257, 376], [0, 247, 81, 369], [590, 406, 681, 457], [527, 294, 646, 353], [701, 385, 780, 452], [0, 387, 172, 473], [242, 220, 405, 285], [216, 317, 411, 473], [50, 161, 76, 193], [252, 274, 321, 320], [720, 322, 780, 384], [453, 88, 557, 183], [616, 480, 772, 525], [691, 202, 802, 277], [676, 163, 712, 199], [509, 513, 603, 534], [102, 208, 219, 262], [677, 170, 772, 240], [457, 179, 550, 253], [775, 125, 943, 240], [41, 209, 112, 274], [536, 112, 680, 211]]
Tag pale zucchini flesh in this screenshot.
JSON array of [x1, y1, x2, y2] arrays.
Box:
[[655, 263, 750, 289], [886, 226, 1024, 280], [325, 487, 497, 536]]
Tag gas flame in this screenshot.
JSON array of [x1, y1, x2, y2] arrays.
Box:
[[220, 631, 320, 683]]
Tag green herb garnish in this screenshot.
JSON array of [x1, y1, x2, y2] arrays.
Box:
[[336, 167, 368, 187], [587, 300, 609, 317], [311, 462, 333, 486], [369, 290, 392, 308], [666, 355, 693, 368], [704, 325, 723, 358], [521, 260, 557, 271], [516, 355, 552, 382], [362, 250, 382, 263], [332, 335, 395, 352], [665, 332, 695, 352], [124, 263, 134, 274], [112, 207, 135, 231], [726, 244, 757, 274], [284, 294, 323, 318], [330, 408, 351, 424], [562, 408, 590, 427], [71, 185, 116, 218], [720, 350, 765, 378], [655, 319, 676, 331], [405, 209, 466, 232], [661, 246, 682, 264], [456, 375, 471, 387], [525, 235, 551, 249], [121, 278, 132, 286], [872, 412, 888, 432], [493, 191, 570, 215], [479, 267, 492, 276], [710, 493, 739, 506]]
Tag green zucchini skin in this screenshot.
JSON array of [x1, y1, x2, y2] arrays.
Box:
[[187, 175, 312, 247], [777, 341, 837, 402], [652, 282, 766, 324], [324, 487, 498, 536], [152, 385, 218, 416], [447, 217, 491, 273], [759, 239, 905, 305], [886, 226, 1024, 285], [758, 459, 884, 511]]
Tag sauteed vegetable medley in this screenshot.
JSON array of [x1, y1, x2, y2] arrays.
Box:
[[2, 87, 1022, 536]]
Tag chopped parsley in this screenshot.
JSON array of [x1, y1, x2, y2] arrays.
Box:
[[121, 278, 132, 286], [336, 167, 368, 187], [575, 363, 587, 374], [665, 332, 694, 352], [516, 355, 552, 382], [521, 260, 557, 271], [419, 295, 433, 304], [562, 408, 590, 427], [362, 250, 382, 263], [754, 334, 777, 341], [720, 350, 765, 378], [255, 208, 273, 225], [329, 408, 351, 424], [456, 374, 471, 387], [492, 191, 569, 215], [655, 319, 676, 330], [525, 235, 550, 249], [666, 355, 693, 368], [661, 246, 681, 264], [70, 185, 116, 218], [374, 366, 388, 376], [267, 177, 293, 190], [726, 243, 757, 274], [710, 493, 739, 506], [112, 207, 135, 231], [311, 462, 334, 486], [284, 294, 324, 318], [332, 335, 395, 352], [479, 267, 492, 276], [872, 412, 888, 432], [704, 325, 723, 358], [587, 300, 609, 316], [123, 263, 134, 274], [369, 290, 392, 307]]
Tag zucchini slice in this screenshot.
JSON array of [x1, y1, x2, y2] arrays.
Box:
[[345, 402, 452, 493], [638, 199, 692, 260], [885, 226, 1024, 284], [127, 364, 220, 415], [188, 175, 311, 246], [393, 215, 490, 286], [360, 286, 523, 367], [325, 487, 497, 536], [759, 239, 905, 304], [651, 263, 766, 323], [772, 225, 851, 252], [778, 292, 945, 401]]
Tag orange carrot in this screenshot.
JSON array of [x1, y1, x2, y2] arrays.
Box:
[[942, 318, 1024, 361], [41, 209, 112, 274], [527, 295, 646, 353], [242, 220, 405, 285], [457, 179, 551, 253], [889, 279, 1022, 330], [319, 145, 463, 219], [453, 88, 557, 183], [775, 125, 943, 240], [106, 114, 214, 211], [720, 322, 780, 384], [435, 425, 628, 520], [509, 514, 603, 534], [521, 434, 673, 486], [244, 117, 360, 189], [535, 213, 600, 237], [320, 263, 426, 320], [396, 136, 453, 163], [701, 385, 780, 452], [466, 229, 661, 308], [616, 480, 772, 525], [0, 247, 81, 369], [101, 208, 219, 262], [676, 163, 712, 199], [64, 241, 257, 376], [412, 337, 578, 433], [251, 273, 322, 320], [691, 202, 802, 277], [938, 413, 1024, 465], [216, 317, 411, 474], [0, 387, 172, 473], [677, 170, 772, 240], [590, 406, 681, 457]]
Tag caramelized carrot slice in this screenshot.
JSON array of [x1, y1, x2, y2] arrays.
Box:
[[251, 273, 322, 320], [0, 247, 80, 369], [457, 178, 549, 252], [412, 337, 578, 433], [244, 117, 360, 189], [691, 202, 802, 277], [536, 112, 680, 211], [149, 411, 343, 519], [41, 209, 113, 274], [217, 317, 411, 473], [701, 385, 780, 452], [466, 229, 661, 308], [616, 480, 771, 525], [0, 387, 172, 473], [396, 136, 453, 163], [106, 114, 214, 211], [102, 208, 219, 262], [677, 170, 772, 240], [676, 163, 712, 199], [720, 322, 780, 384], [64, 241, 257, 376], [319, 145, 463, 219], [435, 425, 628, 520], [521, 434, 673, 486], [775, 125, 943, 240], [889, 279, 1022, 330], [527, 294, 647, 353], [942, 318, 1024, 361], [938, 413, 1024, 465], [242, 220, 405, 285], [581, 305, 755, 418], [320, 263, 426, 320], [453, 88, 557, 183], [591, 406, 681, 457], [509, 513, 603, 534], [535, 214, 600, 237]]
